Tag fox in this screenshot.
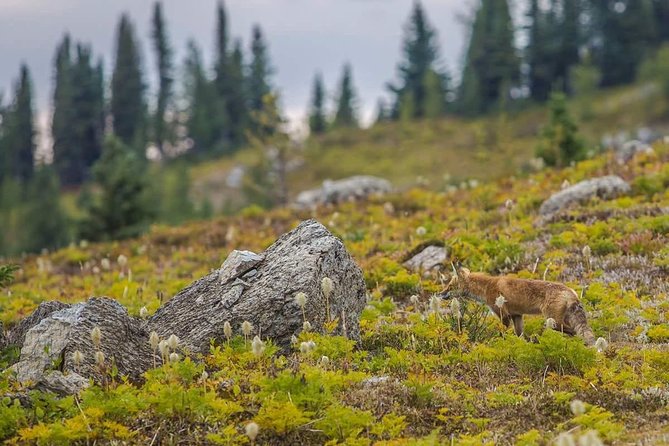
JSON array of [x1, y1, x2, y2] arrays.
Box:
[[442, 264, 595, 345]]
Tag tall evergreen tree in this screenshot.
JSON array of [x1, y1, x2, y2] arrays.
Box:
[[51, 34, 77, 183], [111, 13, 146, 153], [226, 39, 248, 147], [333, 64, 358, 128], [184, 40, 217, 155], [151, 1, 173, 154], [3, 65, 35, 182], [374, 98, 390, 124], [388, 1, 444, 119], [526, 0, 553, 101], [212, 1, 232, 151], [79, 135, 152, 241], [459, 0, 519, 115], [591, 0, 655, 86], [308, 73, 327, 135], [652, 0, 669, 44], [248, 25, 273, 114], [20, 166, 69, 253], [423, 69, 449, 118]]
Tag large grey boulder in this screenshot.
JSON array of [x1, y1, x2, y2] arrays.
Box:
[[149, 219, 367, 352], [403, 246, 447, 273], [10, 298, 153, 394], [294, 175, 392, 210], [539, 175, 631, 216], [5, 220, 367, 394]]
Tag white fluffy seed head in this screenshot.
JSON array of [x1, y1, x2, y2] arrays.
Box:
[[449, 298, 461, 318], [320, 356, 330, 367], [556, 432, 576, 446], [582, 245, 592, 258], [201, 370, 209, 381], [241, 321, 253, 337], [294, 292, 307, 307], [117, 254, 128, 267], [504, 199, 514, 210], [139, 306, 149, 319], [594, 337, 609, 352], [100, 258, 111, 270], [321, 277, 334, 298], [94, 350, 105, 366], [167, 334, 180, 350], [409, 295, 420, 306], [570, 399, 586, 416], [495, 295, 507, 308], [149, 331, 160, 350], [307, 340, 316, 352], [416, 226, 427, 236], [251, 336, 265, 357], [578, 430, 603, 446], [169, 352, 180, 363], [72, 350, 84, 366], [290, 335, 299, 345], [429, 295, 441, 314], [302, 321, 312, 332], [245, 422, 259, 441], [545, 318, 557, 329], [223, 321, 232, 339], [299, 342, 310, 354], [158, 340, 169, 357], [90, 326, 102, 347]]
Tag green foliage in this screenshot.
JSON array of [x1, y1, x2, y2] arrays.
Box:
[[333, 64, 359, 128], [309, 73, 327, 134], [254, 400, 310, 435], [0, 264, 19, 288], [150, 1, 174, 155], [536, 91, 586, 167], [314, 404, 373, 441]]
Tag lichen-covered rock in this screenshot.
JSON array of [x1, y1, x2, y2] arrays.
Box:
[[0, 321, 6, 350], [149, 219, 367, 352], [10, 298, 153, 389], [539, 176, 631, 216], [218, 250, 264, 285], [403, 246, 447, 273], [294, 176, 392, 209], [6, 300, 70, 347]]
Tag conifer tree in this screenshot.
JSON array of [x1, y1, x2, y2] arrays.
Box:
[[423, 69, 448, 118], [184, 40, 217, 155], [52, 35, 76, 183], [79, 135, 152, 241], [20, 166, 69, 253], [226, 39, 248, 147], [333, 63, 358, 128], [536, 91, 586, 167], [374, 98, 390, 124], [248, 25, 273, 114], [212, 1, 232, 151], [111, 13, 146, 153], [388, 1, 444, 119], [459, 0, 519, 115], [3, 65, 35, 182], [151, 1, 173, 154], [308, 73, 327, 135]]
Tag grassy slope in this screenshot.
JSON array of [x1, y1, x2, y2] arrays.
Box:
[[192, 82, 668, 210], [1, 138, 669, 443]]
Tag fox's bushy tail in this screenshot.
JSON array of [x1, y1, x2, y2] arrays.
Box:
[[564, 301, 595, 345]]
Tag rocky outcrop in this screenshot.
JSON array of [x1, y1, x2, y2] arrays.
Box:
[[294, 176, 392, 210], [149, 219, 367, 352], [539, 176, 631, 216], [615, 140, 654, 164], [403, 246, 447, 273], [4, 220, 367, 394]]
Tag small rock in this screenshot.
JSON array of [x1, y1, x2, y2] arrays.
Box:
[[362, 376, 390, 387], [36, 371, 90, 395], [218, 250, 264, 284], [403, 246, 447, 273], [294, 176, 392, 210], [540, 176, 631, 216], [616, 140, 654, 164]]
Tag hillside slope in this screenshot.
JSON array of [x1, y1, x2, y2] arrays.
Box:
[[1, 140, 668, 443]]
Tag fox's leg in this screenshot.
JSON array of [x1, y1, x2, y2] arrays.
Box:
[[512, 315, 524, 336]]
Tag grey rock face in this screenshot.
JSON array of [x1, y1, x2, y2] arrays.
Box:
[[6, 301, 70, 348], [149, 219, 367, 352], [294, 176, 392, 209], [403, 246, 447, 273], [539, 176, 631, 216], [218, 250, 264, 285]]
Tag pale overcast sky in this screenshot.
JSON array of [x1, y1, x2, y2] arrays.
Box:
[[0, 0, 472, 139]]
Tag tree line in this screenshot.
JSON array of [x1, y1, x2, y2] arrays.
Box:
[[1, 0, 668, 255]]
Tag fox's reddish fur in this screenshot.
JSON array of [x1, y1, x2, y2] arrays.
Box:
[[448, 268, 595, 345]]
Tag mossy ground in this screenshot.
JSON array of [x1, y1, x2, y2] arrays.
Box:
[[1, 142, 669, 444]]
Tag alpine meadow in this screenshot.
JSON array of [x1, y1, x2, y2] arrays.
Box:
[[1, 1, 669, 445]]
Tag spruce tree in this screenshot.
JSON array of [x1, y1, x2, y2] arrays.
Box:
[[151, 1, 173, 154], [459, 0, 519, 115], [248, 25, 273, 114], [308, 73, 327, 135], [536, 91, 586, 167], [184, 40, 217, 155], [20, 166, 69, 253], [4, 65, 35, 182], [111, 13, 146, 153], [423, 69, 448, 118], [374, 98, 390, 124], [79, 135, 152, 241], [52, 34, 77, 184], [388, 1, 444, 119], [212, 1, 232, 151], [333, 63, 358, 128], [226, 40, 248, 147]]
